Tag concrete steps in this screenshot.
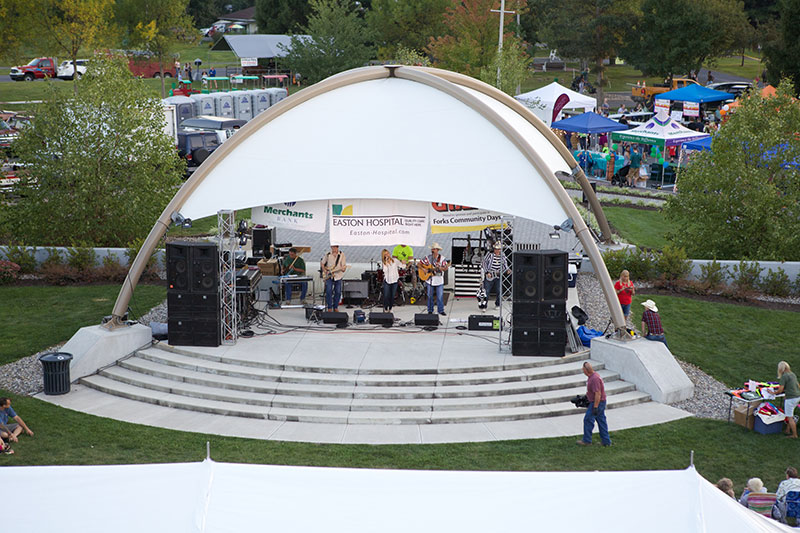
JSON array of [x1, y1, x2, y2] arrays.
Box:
[[79, 344, 651, 425]]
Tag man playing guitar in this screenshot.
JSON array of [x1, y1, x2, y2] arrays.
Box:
[[321, 245, 347, 312], [481, 242, 510, 309], [418, 242, 450, 316]]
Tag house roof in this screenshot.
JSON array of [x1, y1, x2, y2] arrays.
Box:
[[225, 6, 256, 21]]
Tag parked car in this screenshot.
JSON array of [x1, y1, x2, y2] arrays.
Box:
[[179, 116, 246, 144], [707, 81, 753, 98], [56, 59, 89, 80], [608, 111, 654, 128], [176, 131, 220, 176], [9, 57, 57, 81]]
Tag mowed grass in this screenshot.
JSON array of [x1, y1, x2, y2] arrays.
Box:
[[603, 206, 669, 250], [0, 284, 166, 366], [706, 53, 765, 81], [631, 294, 800, 389]]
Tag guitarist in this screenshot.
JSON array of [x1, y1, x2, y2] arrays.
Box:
[[419, 242, 450, 316], [481, 242, 511, 309], [321, 244, 347, 312]]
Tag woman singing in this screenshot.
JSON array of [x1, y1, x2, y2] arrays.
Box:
[[381, 249, 405, 313]]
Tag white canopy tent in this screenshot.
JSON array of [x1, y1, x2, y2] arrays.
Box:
[[515, 82, 598, 127], [4, 460, 791, 532]]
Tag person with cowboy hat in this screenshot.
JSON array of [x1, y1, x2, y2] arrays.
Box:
[[480, 242, 510, 309], [419, 242, 450, 316], [640, 299, 667, 347]]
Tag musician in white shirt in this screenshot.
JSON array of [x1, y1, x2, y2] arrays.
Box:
[[380, 249, 405, 312], [321, 245, 347, 312]]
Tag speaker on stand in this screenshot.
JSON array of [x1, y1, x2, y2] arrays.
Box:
[[167, 242, 221, 347]]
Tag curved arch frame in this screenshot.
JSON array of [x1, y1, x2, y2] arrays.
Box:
[[107, 66, 626, 331]]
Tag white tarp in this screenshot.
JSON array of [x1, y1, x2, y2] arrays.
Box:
[[1, 461, 791, 532], [515, 82, 598, 126], [252, 200, 327, 233], [329, 199, 428, 246], [429, 203, 503, 234]]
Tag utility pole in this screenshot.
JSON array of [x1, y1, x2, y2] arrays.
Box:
[[490, 0, 515, 89]]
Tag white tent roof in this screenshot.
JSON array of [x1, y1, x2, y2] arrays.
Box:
[[180, 74, 573, 226], [515, 82, 598, 126], [3, 460, 790, 532], [611, 115, 709, 148]]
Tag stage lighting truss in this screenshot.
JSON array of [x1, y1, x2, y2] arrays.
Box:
[[218, 209, 238, 345], [498, 215, 515, 353]]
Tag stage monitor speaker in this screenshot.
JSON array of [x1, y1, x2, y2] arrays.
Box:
[[414, 313, 440, 327], [540, 250, 568, 301], [512, 251, 541, 302], [166, 242, 191, 291], [251, 227, 275, 257], [511, 328, 540, 356], [322, 311, 348, 325], [369, 312, 394, 325], [190, 243, 218, 293], [539, 327, 567, 356], [167, 317, 221, 347], [468, 314, 499, 331]]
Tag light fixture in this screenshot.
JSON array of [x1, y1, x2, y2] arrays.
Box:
[[554, 218, 574, 232], [170, 211, 192, 228], [549, 231, 560, 239]]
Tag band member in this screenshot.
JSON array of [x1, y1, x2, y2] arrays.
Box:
[[321, 245, 346, 312], [481, 242, 511, 309], [392, 243, 414, 263], [282, 247, 307, 303], [419, 242, 449, 316], [381, 249, 405, 313]]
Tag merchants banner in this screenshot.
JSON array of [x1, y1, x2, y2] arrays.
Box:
[[252, 201, 327, 233], [429, 203, 503, 234], [329, 200, 428, 246]]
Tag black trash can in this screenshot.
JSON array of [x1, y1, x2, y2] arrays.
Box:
[[39, 352, 73, 395]]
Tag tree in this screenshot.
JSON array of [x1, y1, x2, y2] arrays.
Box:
[[366, 0, 450, 59], [619, 0, 749, 83], [281, 0, 375, 84], [479, 38, 530, 95], [763, 0, 800, 91], [37, 0, 115, 92], [427, 0, 526, 81], [0, 56, 184, 248], [255, 0, 311, 34], [115, 0, 197, 97], [664, 80, 800, 261], [533, 0, 639, 104], [0, 0, 34, 65], [187, 0, 252, 28]]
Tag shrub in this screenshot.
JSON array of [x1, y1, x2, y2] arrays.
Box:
[[731, 260, 762, 295], [760, 267, 792, 297], [697, 259, 729, 293], [39, 263, 81, 285], [0, 260, 21, 284], [653, 245, 691, 290], [40, 247, 65, 269], [601, 247, 656, 282], [97, 254, 128, 282], [3, 245, 37, 273], [66, 246, 97, 272]]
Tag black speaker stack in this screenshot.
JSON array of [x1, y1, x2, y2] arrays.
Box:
[[511, 250, 568, 356], [167, 241, 221, 347]]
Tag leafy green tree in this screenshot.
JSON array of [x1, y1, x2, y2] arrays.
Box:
[[479, 38, 530, 95], [763, 0, 800, 91], [115, 0, 197, 97], [255, 0, 311, 34], [0, 0, 34, 65], [619, 0, 749, 82], [366, 0, 449, 59], [393, 46, 431, 67], [0, 56, 184, 247], [533, 0, 639, 104], [281, 0, 375, 84], [664, 80, 800, 261]]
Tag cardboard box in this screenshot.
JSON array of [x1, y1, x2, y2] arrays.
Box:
[[257, 258, 279, 276], [754, 416, 784, 435], [734, 404, 755, 430]]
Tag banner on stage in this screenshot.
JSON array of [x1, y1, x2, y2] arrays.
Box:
[[429, 203, 503, 234], [329, 199, 428, 246], [252, 200, 327, 233]]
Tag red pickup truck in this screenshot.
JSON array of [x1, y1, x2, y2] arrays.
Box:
[[9, 57, 57, 81]]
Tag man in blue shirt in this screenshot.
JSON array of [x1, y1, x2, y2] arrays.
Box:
[[0, 397, 34, 444]]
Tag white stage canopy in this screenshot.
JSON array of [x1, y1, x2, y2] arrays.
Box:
[[3, 460, 790, 532], [179, 75, 572, 227], [515, 82, 598, 127]]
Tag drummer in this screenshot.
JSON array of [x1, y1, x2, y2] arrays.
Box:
[[392, 244, 414, 263]]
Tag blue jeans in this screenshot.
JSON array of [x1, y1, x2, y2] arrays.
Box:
[[382, 281, 397, 310], [285, 281, 307, 301], [325, 278, 342, 310], [582, 400, 611, 445], [483, 276, 500, 306], [426, 283, 444, 314], [646, 334, 668, 348]]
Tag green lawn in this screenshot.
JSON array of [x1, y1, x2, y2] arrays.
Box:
[[0, 284, 165, 366], [167, 208, 252, 238], [521, 63, 668, 95], [706, 53, 765, 81], [603, 205, 669, 250]]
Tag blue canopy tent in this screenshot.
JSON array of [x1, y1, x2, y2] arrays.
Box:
[[657, 85, 733, 103], [682, 135, 712, 151], [550, 112, 630, 134]]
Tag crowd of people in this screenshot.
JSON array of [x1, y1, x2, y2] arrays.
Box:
[[716, 466, 800, 522]]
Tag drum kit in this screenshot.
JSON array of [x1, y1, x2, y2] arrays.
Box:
[[362, 258, 425, 307]]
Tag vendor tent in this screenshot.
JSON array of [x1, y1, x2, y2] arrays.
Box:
[[657, 84, 734, 103], [515, 82, 597, 126], [210, 34, 310, 58], [611, 115, 709, 149], [683, 135, 713, 151], [2, 460, 791, 532], [550, 111, 629, 134]]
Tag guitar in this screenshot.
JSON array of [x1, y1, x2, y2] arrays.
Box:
[[418, 259, 451, 282], [322, 264, 350, 281]]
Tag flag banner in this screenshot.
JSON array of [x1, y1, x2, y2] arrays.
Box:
[[329, 199, 428, 246], [252, 200, 327, 233], [683, 101, 700, 117], [429, 203, 503, 234]]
